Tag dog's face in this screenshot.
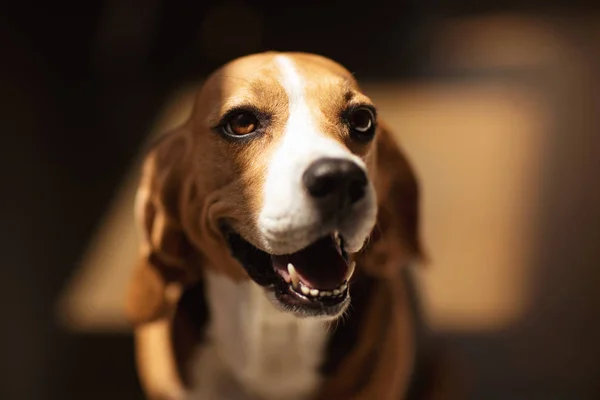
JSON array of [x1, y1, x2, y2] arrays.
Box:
[[171, 53, 383, 318]]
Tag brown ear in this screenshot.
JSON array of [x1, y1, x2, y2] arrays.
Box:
[[125, 129, 201, 326], [359, 121, 424, 278]]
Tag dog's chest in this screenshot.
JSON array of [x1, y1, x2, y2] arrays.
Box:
[[196, 271, 329, 400]]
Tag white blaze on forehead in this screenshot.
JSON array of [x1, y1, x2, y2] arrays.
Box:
[[273, 54, 353, 163], [255, 55, 374, 254], [273, 55, 341, 153], [275, 56, 305, 108]]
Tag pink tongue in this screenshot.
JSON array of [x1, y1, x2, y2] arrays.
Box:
[[271, 236, 349, 290]]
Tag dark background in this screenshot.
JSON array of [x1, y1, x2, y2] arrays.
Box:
[[1, 1, 599, 399]]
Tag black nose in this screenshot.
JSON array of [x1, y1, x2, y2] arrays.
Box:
[[302, 158, 368, 209]]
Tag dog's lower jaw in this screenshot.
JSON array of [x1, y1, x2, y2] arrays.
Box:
[[265, 288, 350, 321]]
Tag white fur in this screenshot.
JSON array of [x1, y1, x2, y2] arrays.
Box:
[[257, 55, 377, 255], [190, 270, 329, 400]]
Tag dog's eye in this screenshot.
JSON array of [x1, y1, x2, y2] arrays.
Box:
[[348, 107, 375, 137], [224, 112, 258, 136]]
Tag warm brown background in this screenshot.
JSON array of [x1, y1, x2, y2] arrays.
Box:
[[1, 2, 599, 399]]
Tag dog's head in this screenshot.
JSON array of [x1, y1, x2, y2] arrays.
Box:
[[133, 52, 422, 321]]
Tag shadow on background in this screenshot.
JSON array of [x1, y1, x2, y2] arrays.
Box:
[[0, 1, 599, 399]]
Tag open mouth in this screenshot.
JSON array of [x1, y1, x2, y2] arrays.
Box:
[[221, 223, 354, 317]]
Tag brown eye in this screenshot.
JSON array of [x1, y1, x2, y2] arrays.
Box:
[[348, 107, 375, 134], [225, 111, 258, 136]]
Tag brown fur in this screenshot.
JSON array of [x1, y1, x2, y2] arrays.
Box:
[[125, 52, 453, 399]]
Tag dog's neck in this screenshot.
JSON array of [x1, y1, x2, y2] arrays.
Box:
[[199, 270, 330, 400]]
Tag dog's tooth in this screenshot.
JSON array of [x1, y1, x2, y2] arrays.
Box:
[[333, 289, 341, 295], [341, 283, 348, 292], [323, 291, 332, 297], [345, 261, 356, 282], [310, 289, 319, 297], [319, 291, 327, 297], [301, 285, 310, 295], [287, 263, 300, 289]]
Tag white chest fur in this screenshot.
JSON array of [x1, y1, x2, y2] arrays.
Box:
[[190, 271, 329, 400]]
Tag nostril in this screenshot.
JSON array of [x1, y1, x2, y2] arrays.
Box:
[[348, 178, 366, 204], [305, 172, 336, 198], [303, 158, 342, 198]]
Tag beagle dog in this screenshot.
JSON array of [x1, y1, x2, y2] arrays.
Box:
[[126, 52, 452, 400]]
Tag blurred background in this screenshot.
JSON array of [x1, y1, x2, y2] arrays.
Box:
[[1, 1, 599, 399]]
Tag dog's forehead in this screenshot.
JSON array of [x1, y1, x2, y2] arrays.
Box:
[[197, 52, 367, 124], [221, 52, 357, 90]]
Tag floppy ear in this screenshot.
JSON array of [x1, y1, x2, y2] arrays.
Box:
[[125, 129, 202, 326], [359, 121, 424, 278]]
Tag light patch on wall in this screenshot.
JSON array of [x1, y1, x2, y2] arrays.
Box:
[[376, 82, 546, 332], [55, 81, 546, 333], [56, 85, 200, 332]]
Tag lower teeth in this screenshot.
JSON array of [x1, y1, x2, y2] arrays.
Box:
[[285, 260, 351, 300], [291, 282, 347, 299]]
